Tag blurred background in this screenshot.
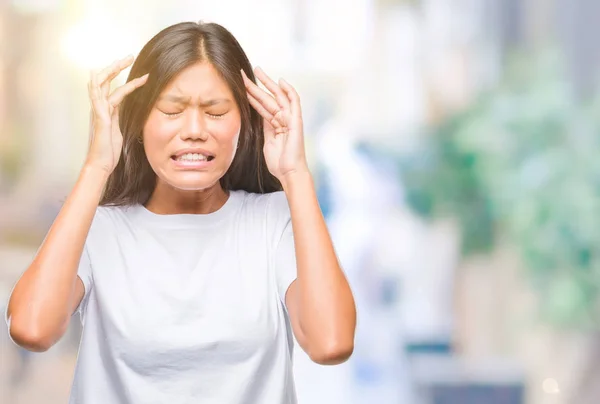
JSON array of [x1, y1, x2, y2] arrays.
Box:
[[1, 0, 600, 403]]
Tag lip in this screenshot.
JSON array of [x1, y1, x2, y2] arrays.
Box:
[[171, 148, 215, 159], [170, 148, 215, 170]]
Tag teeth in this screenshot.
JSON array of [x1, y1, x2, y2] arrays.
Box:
[[176, 153, 208, 162]]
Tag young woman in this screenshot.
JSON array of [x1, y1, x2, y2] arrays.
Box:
[[5, 21, 356, 403]]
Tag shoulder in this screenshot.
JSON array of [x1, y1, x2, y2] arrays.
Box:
[[235, 191, 291, 240], [88, 205, 136, 232], [94, 205, 134, 220], [237, 191, 290, 219]]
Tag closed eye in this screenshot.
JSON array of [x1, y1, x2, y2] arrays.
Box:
[[160, 110, 183, 117], [207, 112, 227, 119], [158, 109, 228, 119]]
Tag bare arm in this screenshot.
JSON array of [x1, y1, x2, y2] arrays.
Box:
[[6, 166, 108, 351], [283, 172, 357, 365], [6, 56, 148, 352], [242, 67, 356, 365]]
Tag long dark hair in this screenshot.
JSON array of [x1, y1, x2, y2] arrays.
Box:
[[100, 21, 281, 206]]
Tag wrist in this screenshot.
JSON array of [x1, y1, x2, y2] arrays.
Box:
[[81, 163, 111, 185], [280, 168, 313, 194]]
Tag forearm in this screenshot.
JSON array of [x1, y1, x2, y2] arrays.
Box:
[[7, 165, 108, 348], [282, 171, 356, 356]]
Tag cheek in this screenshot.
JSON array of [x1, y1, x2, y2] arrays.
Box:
[[143, 114, 178, 159], [213, 118, 241, 163]]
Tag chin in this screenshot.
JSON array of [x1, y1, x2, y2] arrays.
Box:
[[159, 171, 223, 192]]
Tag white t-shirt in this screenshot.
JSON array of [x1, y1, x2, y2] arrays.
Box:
[[69, 190, 298, 404]]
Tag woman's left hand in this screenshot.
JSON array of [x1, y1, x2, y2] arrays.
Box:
[[242, 67, 309, 185]]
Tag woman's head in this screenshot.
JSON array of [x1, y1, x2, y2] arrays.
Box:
[[100, 21, 281, 206]]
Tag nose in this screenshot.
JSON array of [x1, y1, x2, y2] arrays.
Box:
[[180, 109, 208, 141]]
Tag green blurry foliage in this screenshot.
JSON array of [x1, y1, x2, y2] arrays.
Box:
[[400, 52, 600, 329]]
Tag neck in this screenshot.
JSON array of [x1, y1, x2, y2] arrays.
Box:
[[144, 182, 229, 215]]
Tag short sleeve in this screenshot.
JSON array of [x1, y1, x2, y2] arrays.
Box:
[[270, 192, 297, 306], [74, 245, 93, 318]]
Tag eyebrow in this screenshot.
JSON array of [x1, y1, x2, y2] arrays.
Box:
[[157, 95, 232, 107]]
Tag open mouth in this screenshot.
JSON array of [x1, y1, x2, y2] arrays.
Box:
[[171, 153, 215, 162]]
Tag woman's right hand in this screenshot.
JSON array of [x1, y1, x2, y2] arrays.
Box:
[[85, 55, 149, 174]]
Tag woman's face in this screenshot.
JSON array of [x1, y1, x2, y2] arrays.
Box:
[[143, 61, 241, 191]]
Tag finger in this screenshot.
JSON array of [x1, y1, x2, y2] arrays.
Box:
[[88, 108, 94, 151], [96, 56, 134, 92], [273, 126, 288, 136], [247, 92, 274, 123], [241, 69, 282, 118], [88, 69, 102, 101], [253, 67, 290, 112], [247, 93, 283, 131], [101, 61, 123, 98], [98, 60, 121, 98], [278, 78, 301, 116], [88, 70, 106, 117], [111, 105, 121, 135], [108, 73, 149, 108]]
